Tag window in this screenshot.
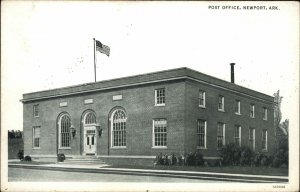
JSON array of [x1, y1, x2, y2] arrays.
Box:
[[33, 104, 39, 117], [199, 91, 206, 108], [155, 88, 165, 106], [262, 130, 268, 151], [153, 119, 167, 147], [217, 123, 225, 148], [235, 100, 241, 115], [197, 120, 206, 148], [111, 109, 127, 147], [250, 104, 255, 118], [85, 112, 96, 125], [263, 107, 268, 120], [218, 96, 224, 111], [33, 126, 40, 148], [59, 114, 71, 148], [234, 125, 241, 146], [249, 128, 255, 150]]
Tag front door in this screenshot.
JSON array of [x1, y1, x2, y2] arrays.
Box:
[[84, 127, 96, 155]]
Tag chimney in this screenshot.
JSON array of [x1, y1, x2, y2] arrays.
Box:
[[230, 63, 235, 83]]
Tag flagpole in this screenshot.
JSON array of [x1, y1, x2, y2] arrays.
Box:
[[93, 38, 97, 82]]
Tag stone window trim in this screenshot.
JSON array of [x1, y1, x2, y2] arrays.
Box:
[[58, 113, 72, 150], [262, 129, 268, 152], [218, 95, 225, 112], [250, 104, 255, 118], [197, 119, 207, 149], [110, 109, 127, 148], [234, 125, 241, 146], [217, 122, 225, 149], [249, 128, 255, 150], [154, 88, 166, 106], [32, 126, 41, 149], [235, 100, 241, 115], [263, 107, 268, 120], [33, 104, 39, 117], [152, 119, 167, 148], [198, 90, 206, 108]]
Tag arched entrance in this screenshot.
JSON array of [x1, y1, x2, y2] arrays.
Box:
[[82, 110, 97, 155]]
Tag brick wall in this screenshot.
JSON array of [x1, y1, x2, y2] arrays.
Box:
[[23, 80, 186, 157], [184, 79, 274, 157]]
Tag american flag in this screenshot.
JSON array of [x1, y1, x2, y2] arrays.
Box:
[[95, 40, 110, 57]]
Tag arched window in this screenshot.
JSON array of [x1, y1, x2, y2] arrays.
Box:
[[85, 112, 96, 125], [111, 109, 127, 147], [59, 114, 71, 148]]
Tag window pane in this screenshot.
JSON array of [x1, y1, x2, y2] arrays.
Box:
[[112, 109, 127, 147], [154, 119, 167, 147]]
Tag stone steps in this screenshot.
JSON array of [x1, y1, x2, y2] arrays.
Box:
[[60, 156, 107, 165]]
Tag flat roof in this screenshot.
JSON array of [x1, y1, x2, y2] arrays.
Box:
[[21, 67, 274, 103]]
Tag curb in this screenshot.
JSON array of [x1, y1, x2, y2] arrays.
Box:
[[8, 164, 288, 183]]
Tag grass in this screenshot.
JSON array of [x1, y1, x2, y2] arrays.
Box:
[[106, 164, 288, 176]]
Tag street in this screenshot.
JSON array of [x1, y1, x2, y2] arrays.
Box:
[[8, 167, 219, 182]]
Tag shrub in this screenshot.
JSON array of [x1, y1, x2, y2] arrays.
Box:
[[24, 155, 32, 161], [195, 152, 204, 166], [177, 155, 184, 166], [155, 153, 163, 165], [171, 153, 177, 165], [240, 146, 254, 166], [272, 149, 288, 168], [163, 154, 169, 165], [17, 150, 24, 160], [186, 152, 196, 166], [219, 143, 241, 166]]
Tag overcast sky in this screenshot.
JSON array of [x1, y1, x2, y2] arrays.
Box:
[[1, 1, 299, 131]]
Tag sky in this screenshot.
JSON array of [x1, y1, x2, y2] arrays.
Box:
[[1, 1, 299, 132]]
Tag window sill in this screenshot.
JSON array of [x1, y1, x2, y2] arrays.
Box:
[[235, 112, 241, 115], [263, 118, 267, 121], [155, 104, 165, 107], [152, 146, 167, 149], [59, 147, 71, 150], [33, 147, 40, 150], [34, 116, 39, 118], [250, 116, 255, 119], [199, 105, 206, 109], [111, 146, 126, 149], [218, 109, 225, 112]]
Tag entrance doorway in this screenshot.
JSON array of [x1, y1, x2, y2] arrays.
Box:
[[84, 126, 96, 155], [82, 111, 97, 156]]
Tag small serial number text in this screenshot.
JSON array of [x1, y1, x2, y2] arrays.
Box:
[[273, 185, 285, 188]]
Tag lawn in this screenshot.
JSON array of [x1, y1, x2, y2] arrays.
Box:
[[106, 164, 288, 176]]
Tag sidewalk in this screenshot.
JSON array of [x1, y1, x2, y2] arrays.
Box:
[[8, 161, 288, 183]]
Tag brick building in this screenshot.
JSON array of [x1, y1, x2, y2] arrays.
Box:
[[21, 66, 275, 163]]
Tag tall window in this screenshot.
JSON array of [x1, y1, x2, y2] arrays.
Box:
[[218, 96, 224, 111], [250, 104, 255, 118], [199, 91, 206, 108], [112, 109, 127, 147], [249, 128, 255, 150], [197, 120, 206, 148], [234, 125, 241, 146], [85, 112, 96, 124], [263, 107, 268, 120], [155, 88, 165, 106], [217, 123, 225, 148], [153, 119, 167, 147], [235, 100, 241, 115], [33, 104, 39, 117], [262, 130, 268, 151], [59, 114, 71, 148], [33, 126, 40, 148]]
